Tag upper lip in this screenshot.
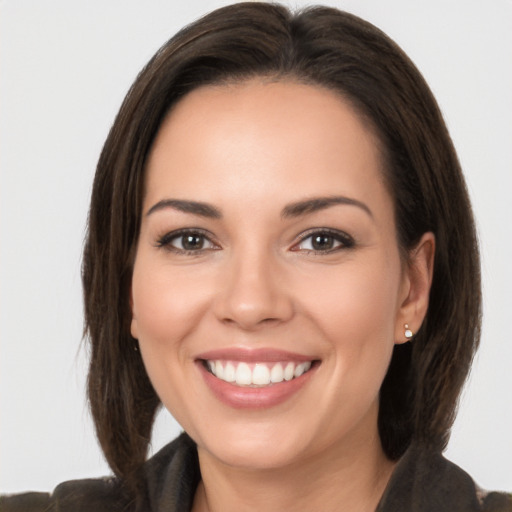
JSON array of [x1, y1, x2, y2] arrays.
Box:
[[195, 347, 317, 363]]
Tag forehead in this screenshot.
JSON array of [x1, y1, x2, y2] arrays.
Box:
[[144, 80, 391, 218]]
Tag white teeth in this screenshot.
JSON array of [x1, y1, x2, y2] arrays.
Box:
[[284, 362, 295, 381], [206, 360, 314, 387], [215, 360, 224, 380], [224, 362, 236, 382], [235, 362, 252, 386], [294, 363, 305, 378], [270, 363, 284, 383], [294, 361, 311, 378], [252, 364, 270, 385]]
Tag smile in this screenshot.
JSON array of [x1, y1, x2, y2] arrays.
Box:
[[196, 348, 319, 408], [205, 360, 313, 387]]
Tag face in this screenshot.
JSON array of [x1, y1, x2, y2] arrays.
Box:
[[131, 80, 413, 470]]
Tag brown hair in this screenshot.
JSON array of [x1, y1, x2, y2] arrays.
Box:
[[83, 1, 481, 489]]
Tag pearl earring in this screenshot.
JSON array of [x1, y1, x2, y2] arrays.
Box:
[[404, 324, 413, 340]]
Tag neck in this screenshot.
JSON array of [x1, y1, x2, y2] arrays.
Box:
[[192, 419, 396, 512]]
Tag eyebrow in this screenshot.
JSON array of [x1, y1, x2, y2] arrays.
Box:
[[281, 196, 373, 219], [146, 195, 372, 220], [146, 199, 222, 219]]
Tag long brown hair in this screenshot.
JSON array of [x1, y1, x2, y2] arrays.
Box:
[[83, 1, 481, 490]]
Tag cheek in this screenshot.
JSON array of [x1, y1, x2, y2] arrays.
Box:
[[131, 261, 211, 347], [297, 260, 401, 346], [297, 257, 402, 405], [130, 260, 213, 426]]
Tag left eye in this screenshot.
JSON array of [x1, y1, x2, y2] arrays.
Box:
[[157, 230, 217, 253], [293, 230, 354, 252]]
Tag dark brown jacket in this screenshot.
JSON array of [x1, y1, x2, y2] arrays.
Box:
[[1, 433, 510, 511]]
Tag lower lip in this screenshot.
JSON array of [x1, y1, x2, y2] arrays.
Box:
[[197, 361, 317, 409]]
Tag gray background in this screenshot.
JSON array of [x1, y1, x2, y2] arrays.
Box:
[[1, 0, 511, 493]]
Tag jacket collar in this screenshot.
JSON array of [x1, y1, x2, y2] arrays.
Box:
[[377, 442, 481, 511], [142, 434, 482, 512]]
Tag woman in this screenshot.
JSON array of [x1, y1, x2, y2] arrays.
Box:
[[1, 2, 510, 511]]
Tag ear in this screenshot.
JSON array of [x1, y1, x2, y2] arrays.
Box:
[[129, 285, 139, 340], [395, 232, 435, 344]]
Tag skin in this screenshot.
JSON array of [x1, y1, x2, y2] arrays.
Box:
[[130, 80, 434, 512]]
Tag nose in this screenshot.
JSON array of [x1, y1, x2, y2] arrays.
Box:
[[213, 248, 294, 330]]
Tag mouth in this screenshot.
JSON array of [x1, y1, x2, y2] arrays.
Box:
[[195, 348, 320, 408], [202, 359, 315, 387]]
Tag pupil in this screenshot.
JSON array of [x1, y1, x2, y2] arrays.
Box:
[[312, 234, 333, 250], [183, 234, 203, 250]]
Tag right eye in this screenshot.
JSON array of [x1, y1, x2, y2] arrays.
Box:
[[156, 230, 218, 254], [290, 228, 355, 254]]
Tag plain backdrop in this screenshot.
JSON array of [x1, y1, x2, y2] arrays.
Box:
[[1, 0, 511, 494]]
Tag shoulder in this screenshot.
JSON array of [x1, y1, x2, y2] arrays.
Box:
[[0, 434, 198, 512], [378, 443, 512, 512], [478, 490, 512, 512], [0, 477, 129, 512]]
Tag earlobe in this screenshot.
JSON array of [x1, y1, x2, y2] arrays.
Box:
[[131, 317, 139, 340], [129, 285, 139, 340], [395, 232, 435, 344]]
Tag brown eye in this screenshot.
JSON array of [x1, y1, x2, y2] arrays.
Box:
[[311, 234, 336, 251], [293, 229, 354, 253], [157, 230, 217, 253], [181, 233, 205, 250]]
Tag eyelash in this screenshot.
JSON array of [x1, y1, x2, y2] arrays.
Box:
[[291, 228, 355, 254], [156, 229, 219, 255], [155, 228, 355, 255]]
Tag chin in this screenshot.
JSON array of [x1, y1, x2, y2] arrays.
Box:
[[203, 438, 307, 471], [191, 417, 321, 471]]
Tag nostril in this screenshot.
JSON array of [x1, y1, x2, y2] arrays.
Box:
[[220, 315, 282, 330]]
